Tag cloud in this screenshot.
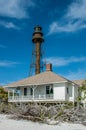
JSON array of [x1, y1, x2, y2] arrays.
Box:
[[0, 44, 6, 48], [0, 21, 19, 29], [0, 61, 20, 67], [48, 20, 86, 34], [66, 0, 86, 20], [45, 56, 86, 66], [64, 69, 86, 80], [0, 0, 35, 19], [48, 0, 86, 35]]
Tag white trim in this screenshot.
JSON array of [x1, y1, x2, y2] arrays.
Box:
[[5, 81, 67, 88]]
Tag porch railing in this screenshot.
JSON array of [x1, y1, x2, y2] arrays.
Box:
[[8, 94, 54, 102]]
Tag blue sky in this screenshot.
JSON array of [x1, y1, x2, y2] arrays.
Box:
[[0, 0, 86, 85]]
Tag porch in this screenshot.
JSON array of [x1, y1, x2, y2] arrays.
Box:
[[8, 94, 54, 102], [8, 84, 54, 102]]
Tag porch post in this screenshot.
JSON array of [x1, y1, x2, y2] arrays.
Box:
[[32, 86, 37, 100], [32, 88, 35, 100], [12, 90, 15, 100]]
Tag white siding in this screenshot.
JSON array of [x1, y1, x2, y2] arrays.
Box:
[[66, 83, 79, 102], [34, 85, 46, 95], [53, 83, 66, 100], [65, 83, 73, 101]]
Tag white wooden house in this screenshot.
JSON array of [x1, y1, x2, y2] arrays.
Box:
[[5, 64, 79, 103]]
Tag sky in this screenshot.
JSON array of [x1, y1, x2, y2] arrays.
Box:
[[0, 0, 86, 85]]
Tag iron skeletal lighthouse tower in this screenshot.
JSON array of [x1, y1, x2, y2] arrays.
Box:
[[30, 25, 45, 75]]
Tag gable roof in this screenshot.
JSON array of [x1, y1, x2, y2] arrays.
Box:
[[5, 71, 70, 88]]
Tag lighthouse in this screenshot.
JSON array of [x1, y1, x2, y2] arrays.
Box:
[[30, 25, 44, 75]]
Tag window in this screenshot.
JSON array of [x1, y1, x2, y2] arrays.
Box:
[[16, 87, 20, 96], [30, 88, 33, 95], [46, 86, 50, 94], [50, 87, 53, 94], [46, 86, 53, 94], [24, 88, 27, 96], [67, 87, 69, 94]]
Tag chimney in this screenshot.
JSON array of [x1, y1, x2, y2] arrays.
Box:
[[46, 64, 52, 71]]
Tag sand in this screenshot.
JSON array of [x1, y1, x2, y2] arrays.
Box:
[[0, 114, 86, 130]]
